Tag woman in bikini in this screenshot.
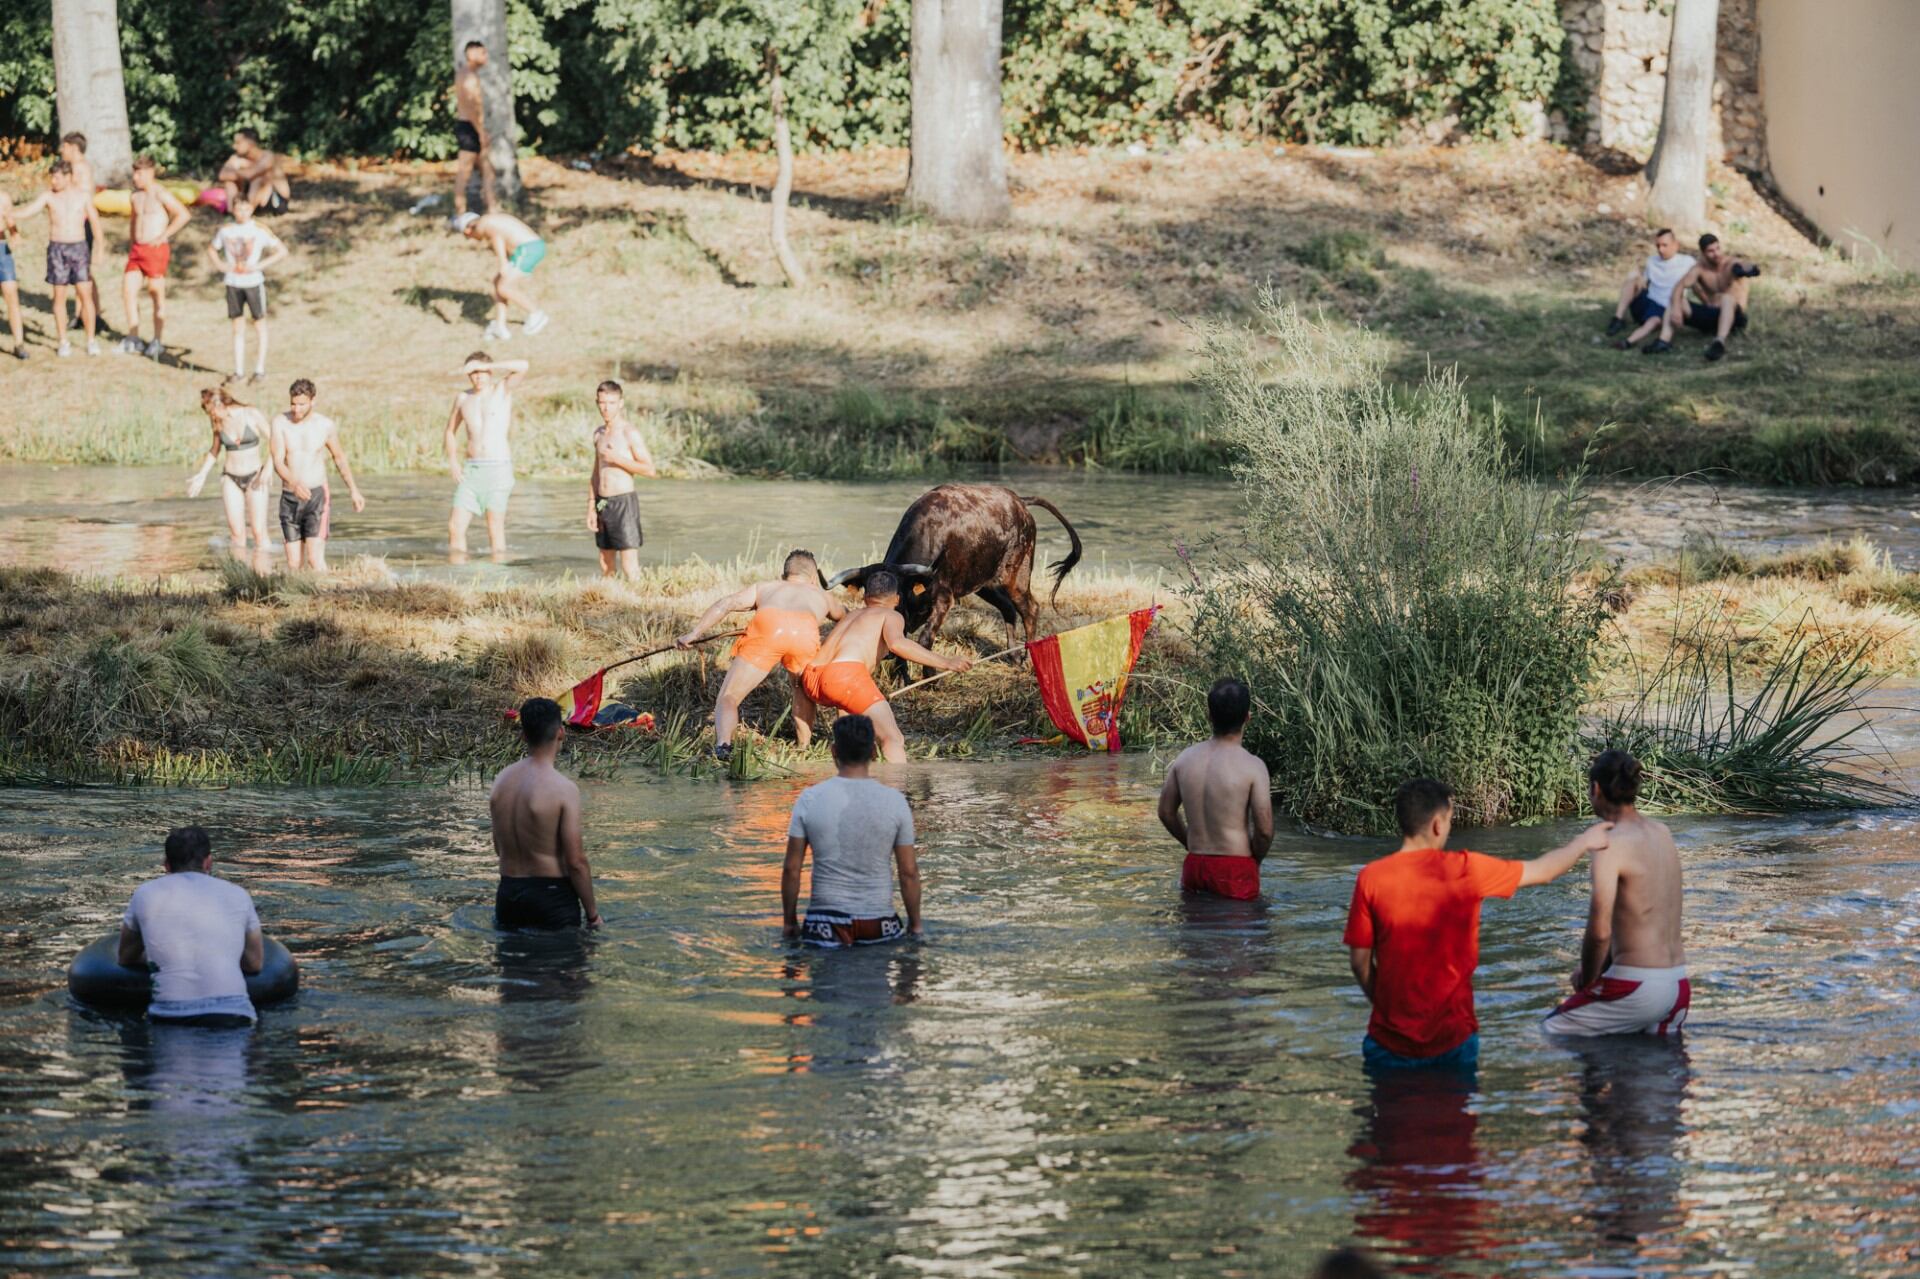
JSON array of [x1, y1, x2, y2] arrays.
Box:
[[187, 386, 273, 568]]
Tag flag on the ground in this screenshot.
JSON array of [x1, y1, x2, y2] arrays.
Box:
[[556, 669, 605, 728], [1026, 607, 1158, 751]]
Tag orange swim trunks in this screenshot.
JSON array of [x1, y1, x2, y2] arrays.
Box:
[[799, 661, 886, 716], [125, 241, 171, 279], [731, 608, 822, 675]]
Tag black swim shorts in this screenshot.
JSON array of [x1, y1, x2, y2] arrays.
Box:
[[454, 120, 483, 155], [226, 284, 267, 320], [495, 876, 584, 931], [259, 190, 290, 216], [278, 485, 329, 543], [594, 492, 643, 551], [1684, 303, 1748, 334]]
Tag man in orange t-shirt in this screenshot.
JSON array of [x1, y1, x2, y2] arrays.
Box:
[[1344, 778, 1611, 1069]]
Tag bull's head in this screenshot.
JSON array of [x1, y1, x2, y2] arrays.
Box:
[[825, 561, 939, 630]]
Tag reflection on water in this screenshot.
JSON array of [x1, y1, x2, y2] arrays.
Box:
[[3, 760, 1920, 1274]]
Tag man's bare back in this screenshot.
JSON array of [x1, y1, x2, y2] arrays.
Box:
[[812, 606, 899, 671], [1161, 738, 1273, 859], [754, 578, 837, 622], [1586, 812, 1685, 973], [489, 755, 579, 878]]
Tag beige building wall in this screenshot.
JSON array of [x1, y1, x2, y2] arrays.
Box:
[[1759, 0, 1920, 264]]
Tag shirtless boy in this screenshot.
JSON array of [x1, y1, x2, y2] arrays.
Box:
[[678, 551, 847, 760], [454, 211, 549, 339], [1542, 750, 1690, 1037], [0, 188, 25, 358], [451, 41, 495, 219], [1606, 228, 1696, 354], [1157, 677, 1275, 901], [118, 157, 190, 358], [586, 379, 656, 579], [444, 352, 528, 558], [14, 161, 103, 356], [57, 133, 107, 336], [270, 378, 365, 572], [491, 697, 601, 931], [1657, 233, 1760, 363], [218, 129, 292, 214], [797, 570, 971, 764]]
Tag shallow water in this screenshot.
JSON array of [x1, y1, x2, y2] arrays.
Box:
[[2, 760, 1918, 1276], [5, 463, 1920, 584]]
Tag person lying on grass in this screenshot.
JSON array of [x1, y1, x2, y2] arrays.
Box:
[[1606, 228, 1695, 354], [1650, 233, 1760, 362]]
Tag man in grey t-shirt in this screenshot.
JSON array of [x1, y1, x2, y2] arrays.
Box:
[[119, 826, 266, 1027], [783, 715, 922, 946]]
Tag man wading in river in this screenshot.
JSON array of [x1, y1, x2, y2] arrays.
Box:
[[492, 697, 602, 931], [1158, 676, 1274, 901], [783, 714, 921, 947], [1541, 750, 1690, 1037]]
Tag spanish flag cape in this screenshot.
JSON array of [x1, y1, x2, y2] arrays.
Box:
[[1025, 607, 1158, 751]]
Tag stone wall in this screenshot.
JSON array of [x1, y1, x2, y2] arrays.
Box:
[[1553, 0, 1767, 172]]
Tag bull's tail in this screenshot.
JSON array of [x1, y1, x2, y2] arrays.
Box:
[[1020, 496, 1083, 606]]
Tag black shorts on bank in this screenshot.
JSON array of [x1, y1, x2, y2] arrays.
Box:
[[496, 876, 584, 930], [454, 120, 483, 155], [226, 284, 267, 319], [594, 492, 643, 551]]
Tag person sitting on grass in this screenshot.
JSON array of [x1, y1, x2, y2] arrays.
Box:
[[1605, 228, 1695, 354], [1654, 233, 1760, 363], [782, 714, 922, 948], [118, 826, 268, 1029], [1343, 778, 1612, 1070], [218, 129, 292, 215]]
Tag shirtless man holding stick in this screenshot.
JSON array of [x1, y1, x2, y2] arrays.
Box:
[[1158, 676, 1275, 902], [271, 378, 366, 572]]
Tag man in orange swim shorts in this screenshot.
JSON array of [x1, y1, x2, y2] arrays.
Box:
[[678, 551, 846, 761], [800, 569, 973, 764]]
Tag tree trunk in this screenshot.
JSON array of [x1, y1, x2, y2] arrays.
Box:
[[1645, 0, 1719, 230], [905, 0, 1011, 227], [767, 53, 806, 288], [450, 0, 522, 205], [51, 0, 133, 186]]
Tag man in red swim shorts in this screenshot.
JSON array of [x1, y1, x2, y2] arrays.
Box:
[[119, 156, 189, 359], [1158, 677, 1274, 900], [678, 550, 845, 761], [798, 569, 972, 763]]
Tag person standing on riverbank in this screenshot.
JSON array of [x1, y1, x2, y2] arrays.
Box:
[[13, 161, 103, 356], [492, 697, 601, 931], [57, 133, 109, 338], [445, 351, 528, 560], [454, 211, 549, 339], [783, 714, 921, 947], [0, 187, 25, 358], [1157, 676, 1273, 901], [118, 157, 190, 359], [1344, 778, 1611, 1070], [678, 550, 845, 761], [587, 379, 655, 580], [1542, 750, 1690, 1037], [117, 827, 267, 1029], [451, 41, 495, 220], [207, 199, 288, 384], [797, 570, 971, 764], [270, 378, 364, 572]]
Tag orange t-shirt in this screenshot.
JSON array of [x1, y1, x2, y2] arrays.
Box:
[[1342, 847, 1524, 1058]]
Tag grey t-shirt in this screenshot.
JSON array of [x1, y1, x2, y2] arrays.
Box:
[[789, 776, 916, 918], [122, 872, 261, 1022]]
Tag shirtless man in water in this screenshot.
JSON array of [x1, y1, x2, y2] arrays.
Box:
[[678, 550, 847, 761], [14, 161, 103, 356], [491, 697, 601, 931], [1542, 749, 1690, 1037], [271, 378, 365, 572], [795, 570, 971, 764], [119, 156, 190, 358], [1157, 676, 1275, 901], [587, 379, 656, 580], [445, 352, 528, 559]]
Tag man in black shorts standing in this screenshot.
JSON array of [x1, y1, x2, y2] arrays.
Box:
[[587, 380, 655, 580], [270, 378, 365, 573], [451, 41, 495, 223]]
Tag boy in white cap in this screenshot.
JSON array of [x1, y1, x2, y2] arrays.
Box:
[[454, 211, 548, 340]]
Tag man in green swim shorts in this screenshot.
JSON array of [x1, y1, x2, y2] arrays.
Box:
[[455, 211, 549, 341], [445, 350, 529, 560]]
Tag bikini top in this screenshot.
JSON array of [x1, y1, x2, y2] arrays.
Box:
[[219, 415, 262, 452]]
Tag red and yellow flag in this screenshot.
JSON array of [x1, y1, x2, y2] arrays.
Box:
[[555, 669, 604, 728], [1026, 608, 1158, 751]]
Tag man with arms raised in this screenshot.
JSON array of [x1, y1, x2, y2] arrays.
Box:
[[14, 160, 103, 356], [118, 156, 190, 359], [1606, 228, 1695, 354], [271, 378, 366, 572], [783, 715, 921, 947], [678, 549, 846, 761], [797, 570, 970, 764], [118, 827, 268, 1029], [1542, 750, 1689, 1037], [492, 697, 601, 931], [1345, 778, 1611, 1069], [218, 129, 292, 215], [451, 40, 495, 220], [587, 379, 655, 580], [445, 351, 529, 559], [1158, 676, 1274, 901]]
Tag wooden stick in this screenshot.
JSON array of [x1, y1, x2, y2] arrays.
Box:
[[599, 629, 743, 678], [889, 642, 1025, 698]]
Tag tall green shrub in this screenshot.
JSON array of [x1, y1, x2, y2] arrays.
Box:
[[1190, 294, 1605, 833]]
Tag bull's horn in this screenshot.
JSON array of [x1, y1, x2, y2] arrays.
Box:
[[894, 562, 934, 576], [825, 567, 862, 588]]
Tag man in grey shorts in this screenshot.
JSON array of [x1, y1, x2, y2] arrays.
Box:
[[782, 715, 923, 946]]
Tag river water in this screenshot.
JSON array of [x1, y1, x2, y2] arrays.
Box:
[[2, 761, 1918, 1276], [5, 463, 1920, 582]]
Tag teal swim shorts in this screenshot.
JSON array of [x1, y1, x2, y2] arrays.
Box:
[[453, 460, 516, 515], [506, 239, 547, 274]]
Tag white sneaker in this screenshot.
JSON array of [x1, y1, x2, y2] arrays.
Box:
[[115, 335, 139, 354], [524, 310, 550, 336], [86, 339, 101, 356], [144, 339, 165, 358], [487, 322, 512, 341], [57, 342, 73, 358]]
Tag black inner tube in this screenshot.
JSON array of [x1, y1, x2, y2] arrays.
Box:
[[67, 933, 299, 1011]]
